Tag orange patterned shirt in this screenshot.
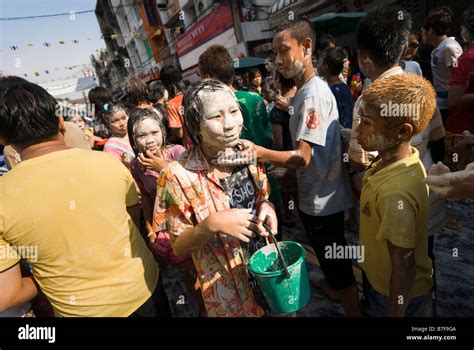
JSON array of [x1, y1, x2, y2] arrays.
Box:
[[153, 146, 269, 317]]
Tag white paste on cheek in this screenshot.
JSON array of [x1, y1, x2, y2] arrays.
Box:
[[365, 132, 394, 151], [134, 118, 163, 154], [199, 89, 243, 149]]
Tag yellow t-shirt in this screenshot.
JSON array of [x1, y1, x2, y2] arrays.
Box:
[[0, 148, 159, 317], [359, 147, 433, 298]]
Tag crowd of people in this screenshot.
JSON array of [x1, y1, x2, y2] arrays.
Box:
[[0, 4, 473, 318]]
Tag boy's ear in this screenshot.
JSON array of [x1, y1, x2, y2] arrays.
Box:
[[303, 37, 312, 56], [399, 123, 414, 140], [58, 116, 66, 135]]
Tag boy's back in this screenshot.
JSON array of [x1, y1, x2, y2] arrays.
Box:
[[0, 148, 159, 316]]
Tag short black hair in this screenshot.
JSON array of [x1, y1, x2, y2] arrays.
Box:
[[462, 6, 474, 37], [0, 76, 60, 146], [124, 76, 150, 107], [276, 17, 316, 54], [198, 45, 235, 85], [182, 79, 233, 146], [316, 33, 336, 52], [356, 6, 412, 66], [320, 47, 346, 76], [248, 67, 262, 80], [88, 86, 114, 116], [159, 65, 185, 98], [423, 6, 454, 36], [148, 80, 166, 102]]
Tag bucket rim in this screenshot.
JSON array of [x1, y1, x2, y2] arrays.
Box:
[[248, 241, 306, 277]]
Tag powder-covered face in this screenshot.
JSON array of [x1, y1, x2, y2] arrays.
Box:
[[134, 117, 163, 155], [109, 110, 128, 137], [355, 103, 398, 152], [273, 30, 310, 80], [198, 88, 243, 151], [70, 115, 86, 131]]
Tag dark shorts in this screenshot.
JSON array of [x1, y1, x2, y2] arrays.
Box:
[[299, 210, 355, 291], [129, 275, 171, 318]]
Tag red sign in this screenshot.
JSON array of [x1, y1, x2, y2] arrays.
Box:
[[175, 0, 233, 57], [305, 109, 320, 129]]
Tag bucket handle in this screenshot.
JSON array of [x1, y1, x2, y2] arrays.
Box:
[[263, 224, 290, 279]]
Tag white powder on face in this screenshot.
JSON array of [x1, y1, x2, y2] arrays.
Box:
[[199, 89, 243, 151], [365, 132, 397, 151]]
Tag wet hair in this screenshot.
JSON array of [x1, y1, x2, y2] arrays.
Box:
[[182, 79, 235, 146], [356, 6, 412, 67], [423, 6, 454, 36], [159, 65, 185, 99], [148, 80, 166, 103], [198, 45, 235, 85], [124, 76, 150, 107], [320, 47, 346, 76], [274, 71, 295, 92], [361, 73, 435, 136], [316, 34, 336, 52], [127, 108, 167, 156], [276, 17, 316, 54], [461, 6, 474, 37], [103, 102, 127, 125], [0, 76, 60, 146]]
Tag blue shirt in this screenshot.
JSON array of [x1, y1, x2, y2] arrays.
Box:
[[329, 83, 354, 128]]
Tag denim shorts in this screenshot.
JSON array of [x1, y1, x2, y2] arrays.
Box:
[[366, 282, 433, 317]]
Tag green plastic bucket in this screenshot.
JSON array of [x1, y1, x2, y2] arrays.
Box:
[[248, 241, 311, 313]]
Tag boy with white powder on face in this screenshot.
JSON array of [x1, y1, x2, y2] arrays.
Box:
[[219, 18, 360, 316], [356, 73, 436, 317]]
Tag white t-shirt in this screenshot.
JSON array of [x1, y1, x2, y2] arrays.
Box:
[[411, 109, 447, 235], [289, 75, 353, 216], [431, 37, 463, 110]]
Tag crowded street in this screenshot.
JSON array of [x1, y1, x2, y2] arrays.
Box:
[[1, 0, 474, 345]]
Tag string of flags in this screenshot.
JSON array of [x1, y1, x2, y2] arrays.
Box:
[[20, 64, 90, 77], [8, 25, 184, 51]]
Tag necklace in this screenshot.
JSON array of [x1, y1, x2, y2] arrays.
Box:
[[20, 144, 67, 161]]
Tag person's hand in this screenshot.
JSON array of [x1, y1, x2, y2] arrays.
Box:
[[138, 150, 166, 172], [148, 231, 157, 244], [450, 131, 474, 160], [257, 200, 278, 238], [203, 208, 260, 243], [424, 162, 474, 200], [275, 96, 290, 112], [212, 139, 257, 166], [427, 161, 451, 176]]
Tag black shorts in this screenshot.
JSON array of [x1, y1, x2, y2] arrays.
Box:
[[299, 210, 355, 291], [129, 274, 171, 317]]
